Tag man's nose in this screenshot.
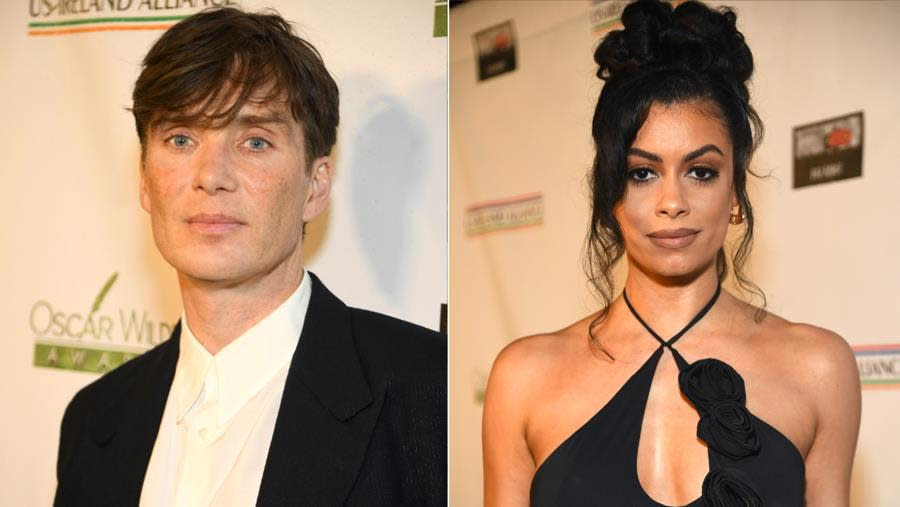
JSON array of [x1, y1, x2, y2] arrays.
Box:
[[192, 139, 238, 195]]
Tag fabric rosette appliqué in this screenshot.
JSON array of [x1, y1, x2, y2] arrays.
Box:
[[679, 358, 761, 459], [679, 358, 763, 504], [701, 468, 763, 507]]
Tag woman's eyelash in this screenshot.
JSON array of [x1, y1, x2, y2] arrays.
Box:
[[689, 166, 720, 183], [627, 167, 656, 184], [626, 166, 720, 185]]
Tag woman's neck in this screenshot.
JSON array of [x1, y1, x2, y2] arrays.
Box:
[[619, 263, 721, 341]]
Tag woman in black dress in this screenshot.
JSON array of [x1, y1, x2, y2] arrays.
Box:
[[482, 1, 860, 505]]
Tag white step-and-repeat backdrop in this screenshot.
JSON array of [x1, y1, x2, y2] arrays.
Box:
[[0, 1, 447, 504]]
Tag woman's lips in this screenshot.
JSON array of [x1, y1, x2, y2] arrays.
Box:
[[647, 228, 699, 249]]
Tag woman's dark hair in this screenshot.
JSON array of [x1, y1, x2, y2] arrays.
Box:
[[132, 7, 339, 168], [586, 0, 765, 346]]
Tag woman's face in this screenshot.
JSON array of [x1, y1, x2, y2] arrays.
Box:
[[614, 100, 737, 282]]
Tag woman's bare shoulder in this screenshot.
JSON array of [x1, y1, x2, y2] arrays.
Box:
[[487, 315, 595, 404], [756, 311, 858, 390], [493, 316, 592, 371], [756, 310, 861, 479]]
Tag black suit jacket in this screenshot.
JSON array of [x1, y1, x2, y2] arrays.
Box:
[[54, 273, 447, 506]]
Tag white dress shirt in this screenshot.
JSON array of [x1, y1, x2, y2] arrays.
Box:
[[140, 272, 312, 507]]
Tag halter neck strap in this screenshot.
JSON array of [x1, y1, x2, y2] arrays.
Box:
[[622, 283, 721, 349]]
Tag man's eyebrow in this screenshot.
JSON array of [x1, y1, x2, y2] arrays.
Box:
[[233, 112, 293, 129], [151, 118, 189, 132], [150, 112, 293, 132]]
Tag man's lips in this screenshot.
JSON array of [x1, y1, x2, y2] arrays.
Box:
[[186, 213, 244, 233], [647, 228, 699, 249]]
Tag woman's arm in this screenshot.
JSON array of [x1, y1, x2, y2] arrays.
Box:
[[483, 340, 540, 507], [799, 326, 861, 506]]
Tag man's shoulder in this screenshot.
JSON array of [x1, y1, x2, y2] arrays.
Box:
[[64, 339, 173, 417], [345, 307, 445, 383], [56, 338, 175, 481]]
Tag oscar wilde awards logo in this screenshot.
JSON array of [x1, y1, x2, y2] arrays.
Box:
[[30, 272, 173, 374], [27, 0, 237, 36]]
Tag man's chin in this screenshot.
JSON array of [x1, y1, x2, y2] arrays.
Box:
[[173, 261, 251, 287]]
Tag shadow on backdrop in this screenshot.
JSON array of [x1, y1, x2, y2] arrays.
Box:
[[342, 76, 434, 304]]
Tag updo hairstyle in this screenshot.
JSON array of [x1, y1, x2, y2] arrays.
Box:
[[586, 0, 765, 334]]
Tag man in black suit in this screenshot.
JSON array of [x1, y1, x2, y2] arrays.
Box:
[[54, 8, 446, 506]]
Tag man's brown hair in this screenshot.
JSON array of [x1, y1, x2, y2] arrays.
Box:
[[131, 7, 339, 167]]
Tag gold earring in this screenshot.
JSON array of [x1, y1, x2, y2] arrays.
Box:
[[729, 207, 745, 225]]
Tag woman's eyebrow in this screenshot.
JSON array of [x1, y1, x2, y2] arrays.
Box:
[[627, 147, 661, 162], [627, 144, 724, 163], [683, 144, 724, 161]]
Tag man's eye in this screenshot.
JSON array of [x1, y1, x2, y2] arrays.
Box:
[[245, 137, 270, 150], [168, 134, 192, 148]]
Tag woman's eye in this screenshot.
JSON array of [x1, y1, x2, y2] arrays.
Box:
[[628, 168, 656, 183], [689, 166, 719, 182], [245, 137, 270, 150]]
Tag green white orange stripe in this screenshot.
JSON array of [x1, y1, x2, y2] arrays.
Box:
[[28, 15, 186, 36]]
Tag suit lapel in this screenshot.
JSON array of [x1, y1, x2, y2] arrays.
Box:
[[257, 273, 384, 505], [88, 323, 180, 505]]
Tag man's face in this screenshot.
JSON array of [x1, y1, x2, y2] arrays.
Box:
[[140, 98, 331, 288]]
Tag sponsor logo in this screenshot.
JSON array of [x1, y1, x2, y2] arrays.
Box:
[[465, 192, 543, 236], [27, 0, 237, 36], [853, 344, 900, 388], [792, 111, 864, 188], [31, 272, 173, 374], [433, 0, 446, 38], [474, 20, 516, 81]]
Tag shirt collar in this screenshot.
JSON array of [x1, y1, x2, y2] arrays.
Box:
[[173, 271, 312, 425]]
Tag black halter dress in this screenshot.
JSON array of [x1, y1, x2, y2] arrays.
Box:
[[530, 286, 805, 506]]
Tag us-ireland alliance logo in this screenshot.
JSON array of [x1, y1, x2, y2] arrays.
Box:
[[31, 272, 173, 374]]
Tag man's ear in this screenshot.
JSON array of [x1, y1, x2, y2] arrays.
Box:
[[139, 164, 152, 214], [303, 156, 332, 222]]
